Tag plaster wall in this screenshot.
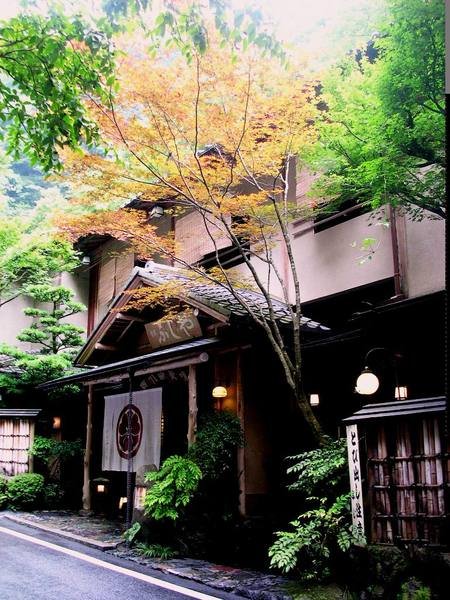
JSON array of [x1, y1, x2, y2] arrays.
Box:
[[231, 208, 395, 303], [400, 212, 445, 298], [0, 293, 34, 350], [291, 209, 395, 303], [60, 270, 89, 334]]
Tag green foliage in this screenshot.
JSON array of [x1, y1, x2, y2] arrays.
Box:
[[269, 439, 361, 581], [122, 521, 141, 545], [144, 455, 202, 521], [0, 351, 74, 394], [397, 580, 431, 600], [0, 476, 8, 508], [305, 0, 445, 220], [6, 472, 44, 509], [286, 438, 348, 496], [17, 284, 86, 354], [42, 482, 64, 509], [102, 0, 285, 64], [29, 436, 83, 464], [188, 410, 243, 480], [0, 216, 79, 306], [0, 283, 86, 395], [135, 542, 178, 560], [0, 11, 115, 172], [268, 494, 355, 580]]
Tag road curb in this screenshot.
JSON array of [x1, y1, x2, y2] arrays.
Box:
[[3, 514, 122, 551]]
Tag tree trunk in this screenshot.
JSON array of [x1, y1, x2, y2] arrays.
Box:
[[294, 385, 325, 447]]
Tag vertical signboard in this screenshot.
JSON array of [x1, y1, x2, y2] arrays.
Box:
[[346, 423, 366, 545]]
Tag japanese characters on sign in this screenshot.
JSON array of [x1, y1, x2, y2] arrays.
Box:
[[145, 310, 202, 349], [346, 423, 366, 545]]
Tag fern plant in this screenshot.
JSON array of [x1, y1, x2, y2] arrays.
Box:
[[135, 542, 178, 560], [122, 522, 141, 545], [144, 455, 202, 521], [268, 438, 362, 581]]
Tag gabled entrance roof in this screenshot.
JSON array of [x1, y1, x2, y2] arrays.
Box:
[[76, 262, 330, 366]]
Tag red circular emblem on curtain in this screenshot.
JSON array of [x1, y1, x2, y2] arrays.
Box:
[[116, 404, 143, 459]]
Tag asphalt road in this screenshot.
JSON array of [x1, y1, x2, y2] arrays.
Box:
[[0, 519, 238, 600]]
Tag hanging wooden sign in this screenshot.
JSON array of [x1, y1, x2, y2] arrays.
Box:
[[145, 310, 202, 349]]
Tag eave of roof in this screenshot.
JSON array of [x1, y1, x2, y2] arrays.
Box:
[[0, 408, 41, 418], [342, 396, 446, 423], [38, 337, 221, 391]]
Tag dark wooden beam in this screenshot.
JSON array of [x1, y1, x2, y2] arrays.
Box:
[[115, 312, 147, 323]]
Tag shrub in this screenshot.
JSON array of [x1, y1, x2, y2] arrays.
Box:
[[29, 436, 83, 463], [0, 477, 8, 508], [135, 542, 178, 560], [268, 438, 362, 581], [188, 410, 243, 481], [268, 494, 355, 579], [7, 473, 45, 509], [144, 455, 202, 521], [42, 483, 64, 509]]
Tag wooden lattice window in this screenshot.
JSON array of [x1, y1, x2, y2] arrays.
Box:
[[366, 415, 447, 545]]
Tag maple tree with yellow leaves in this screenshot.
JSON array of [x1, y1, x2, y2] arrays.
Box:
[[57, 24, 325, 443]]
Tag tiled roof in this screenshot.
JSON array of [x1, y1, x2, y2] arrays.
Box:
[[342, 397, 446, 423], [139, 262, 330, 331], [0, 354, 23, 376]]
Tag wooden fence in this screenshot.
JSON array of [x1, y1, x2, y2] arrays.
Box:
[[0, 412, 39, 477], [366, 415, 446, 545]]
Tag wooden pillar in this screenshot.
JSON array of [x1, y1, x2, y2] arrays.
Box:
[[28, 420, 35, 473], [187, 365, 198, 447], [82, 385, 93, 511], [236, 352, 246, 516]]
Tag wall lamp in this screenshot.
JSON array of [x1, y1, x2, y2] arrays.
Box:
[[309, 394, 320, 406], [355, 347, 407, 399], [212, 386, 227, 399], [149, 205, 164, 219]]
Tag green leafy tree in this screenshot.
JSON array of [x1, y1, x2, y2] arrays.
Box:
[[102, 0, 286, 63], [305, 0, 444, 220], [0, 10, 114, 171], [0, 220, 78, 308], [0, 284, 86, 394], [16, 284, 85, 354]]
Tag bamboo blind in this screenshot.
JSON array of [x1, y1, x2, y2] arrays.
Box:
[[367, 415, 447, 545], [0, 418, 32, 476]]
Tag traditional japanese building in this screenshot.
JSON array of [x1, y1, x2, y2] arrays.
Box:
[[38, 261, 331, 517]]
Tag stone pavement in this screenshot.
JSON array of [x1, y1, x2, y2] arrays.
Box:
[[1, 510, 344, 600]]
